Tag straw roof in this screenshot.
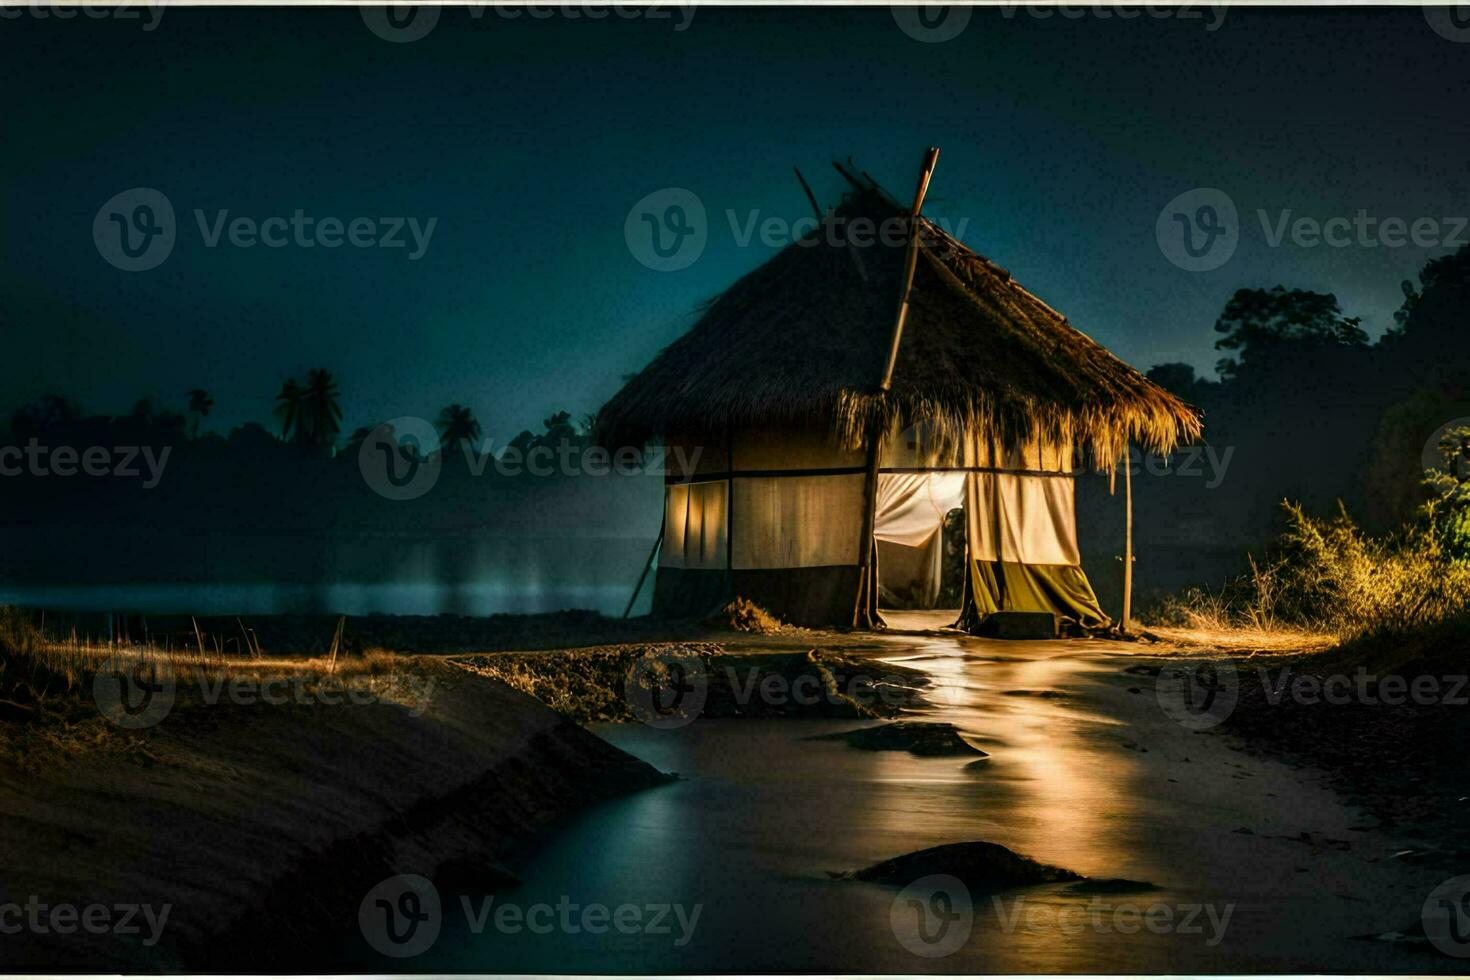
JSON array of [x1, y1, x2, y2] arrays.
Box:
[[598, 169, 1201, 467]]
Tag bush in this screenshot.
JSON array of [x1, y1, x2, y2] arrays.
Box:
[[1158, 500, 1470, 642]]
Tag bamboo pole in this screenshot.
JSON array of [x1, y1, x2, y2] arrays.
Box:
[[623, 523, 665, 619], [1122, 444, 1134, 633], [879, 146, 940, 391], [853, 149, 941, 628]]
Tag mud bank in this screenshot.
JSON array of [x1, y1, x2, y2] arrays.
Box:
[[0, 660, 669, 971], [455, 644, 933, 724]]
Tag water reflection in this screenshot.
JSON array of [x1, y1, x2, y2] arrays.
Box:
[[0, 530, 649, 616], [436, 635, 1436, 974]]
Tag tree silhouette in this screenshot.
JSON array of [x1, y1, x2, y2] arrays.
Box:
[[274, 378, 302, 443], [297, 368, 343, 451], [437, 404, 483, 456], [10, 394, 76, 438], [185, 388, 214, 440], [1213, 286, 1368, 379]]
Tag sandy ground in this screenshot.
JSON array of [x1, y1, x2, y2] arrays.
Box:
[[0, 659, 668, 971]]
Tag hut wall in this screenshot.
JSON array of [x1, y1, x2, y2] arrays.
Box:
[[653, 426, 867, 625]]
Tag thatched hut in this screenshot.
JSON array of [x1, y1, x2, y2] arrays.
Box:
[[599, 156, 1201, 630]]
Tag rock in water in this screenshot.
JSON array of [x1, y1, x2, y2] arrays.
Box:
[[811, 721, 988, 757], [849, 841, 1082, 892]]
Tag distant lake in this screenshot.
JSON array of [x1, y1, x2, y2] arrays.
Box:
[[0, 528, 656, 617]]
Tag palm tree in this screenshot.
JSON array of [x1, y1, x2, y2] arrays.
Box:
[[274, 378, 302, 442], [298, 368, 343, 451], [185, 388, 214, 440], [437, 404, 483, 457]]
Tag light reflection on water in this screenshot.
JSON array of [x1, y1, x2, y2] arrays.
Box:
[[431, 635, 1438, 974], [0, 532, 649, 616]]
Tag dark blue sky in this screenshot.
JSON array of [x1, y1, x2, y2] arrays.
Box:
[[4, 5, 1469, 440]]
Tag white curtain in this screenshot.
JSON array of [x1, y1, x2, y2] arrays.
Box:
[[874, 472, 967, 606]]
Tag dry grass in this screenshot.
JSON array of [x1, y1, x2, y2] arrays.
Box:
[[1, 607, 423, 751], [704, 597, 787, 634], [1149, 501, 1470, 663], [1143, 624, 1337, 656]]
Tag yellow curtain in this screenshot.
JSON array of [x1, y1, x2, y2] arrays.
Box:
[[968, 559, 1111, 629]]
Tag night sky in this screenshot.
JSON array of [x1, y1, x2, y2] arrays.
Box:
[[4, 5, 1469, 441]]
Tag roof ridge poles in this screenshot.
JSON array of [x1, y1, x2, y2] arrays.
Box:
[[879, 146, 940, 392], [796, 166, 867, 282]]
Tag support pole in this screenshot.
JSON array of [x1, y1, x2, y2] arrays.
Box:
[[854, 147, 941, 628], [1122, 443, 1134, 633], [624, 523, 665, 620], [852, 423, 885, 629]]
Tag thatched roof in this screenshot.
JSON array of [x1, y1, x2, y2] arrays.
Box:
[[598, 169, 1201, 467]]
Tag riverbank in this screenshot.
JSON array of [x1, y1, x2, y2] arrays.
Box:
[[0, 657, 670, 971]]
